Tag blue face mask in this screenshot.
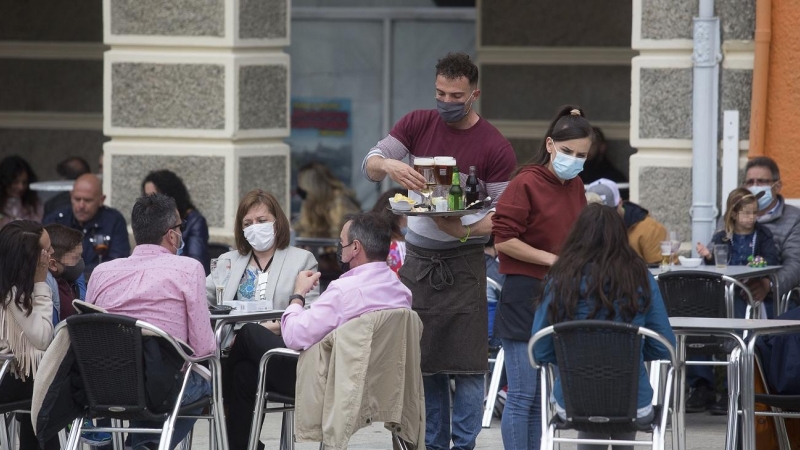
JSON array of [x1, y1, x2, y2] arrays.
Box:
[[400, 227, 408, 236], [172, 230, 185, 255], [748, 185, 774, 211], [551, 149, 585, 180]]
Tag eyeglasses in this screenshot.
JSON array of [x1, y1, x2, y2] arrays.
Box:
[[169, 222, 187, 233], [744, 178, 778, 187]]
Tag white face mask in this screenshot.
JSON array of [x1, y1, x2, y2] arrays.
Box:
[[244, 222, 275, 252]]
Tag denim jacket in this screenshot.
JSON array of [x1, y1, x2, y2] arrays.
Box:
[[532, 273, 676, 410]]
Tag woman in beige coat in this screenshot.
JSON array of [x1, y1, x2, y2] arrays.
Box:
[[0, 220, 57, 449]]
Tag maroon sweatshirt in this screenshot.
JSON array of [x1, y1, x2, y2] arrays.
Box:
[[492, 164, 586, 279]]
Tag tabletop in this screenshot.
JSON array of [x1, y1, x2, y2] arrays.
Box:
[[669, 317, 800, 331], [651, 265, 781, 279], [210, 310, 284, 322]]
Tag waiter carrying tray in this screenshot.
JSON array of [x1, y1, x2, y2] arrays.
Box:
[[361, 52, 516, 450]]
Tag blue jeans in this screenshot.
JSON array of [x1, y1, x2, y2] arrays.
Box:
[[130, 370, 212, 449], [500, 339, 541, 450], [424, 373, 484, 450]]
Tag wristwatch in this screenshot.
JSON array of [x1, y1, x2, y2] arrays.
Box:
[[288, 294, 305, 307]]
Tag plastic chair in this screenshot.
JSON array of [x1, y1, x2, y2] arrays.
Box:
[[62, 313, 228, 450], [482, 276, 504, 428], [528, 320, 677, 450]]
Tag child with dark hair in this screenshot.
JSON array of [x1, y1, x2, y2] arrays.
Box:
[[45, 224, 85, 320], [0, 155, 42, 228], [532, 204, 675, 449]]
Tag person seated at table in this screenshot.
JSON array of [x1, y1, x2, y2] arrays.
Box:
[[225, 212, 412, 450], [0, 155, 43, 228], [531, 204, 676, 448], [43, 156, 91, 217], [207, 189, 318, 309], [586, 178, 667, 265], [143, 169, 210, 274], [44, 224, 85, 320], [370, 187, 407, 274], [687, 188, 781, 416], [86, 193, 215, 450], [697, 188, 780, 318], [0, 221, 58, 449], [43, 174, 130, 278]]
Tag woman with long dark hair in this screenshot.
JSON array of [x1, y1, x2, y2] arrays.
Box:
[[0, 156, 43, 228], [143, 169, 210, 274], [491, 106, 592, 449], [0, 220, 58, 449], [532, 204, 675, 449]]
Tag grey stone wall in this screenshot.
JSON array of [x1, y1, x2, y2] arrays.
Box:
[[640, 0, 697, 40], [239, 0, 288, 40], [0, 59, 103, 113], [110, 155, 226, 227], [239, 155, 289, 213], [238, 65, 288, 130], [480, 0, 631, 47], [717, 0, 756, 41], [720, 69, 752, 140], [110, 63, 226, 129], [638, 166, 693, 242], [110, 0, 225, 37], [639, 68, 693, 139], [481, 65, 631, 122]]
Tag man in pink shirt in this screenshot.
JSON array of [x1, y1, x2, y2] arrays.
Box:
[[86, 193, 214, 450], [226, 212, 411, 450]]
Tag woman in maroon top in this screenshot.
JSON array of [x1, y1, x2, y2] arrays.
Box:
[[491, 106, 592, 450]]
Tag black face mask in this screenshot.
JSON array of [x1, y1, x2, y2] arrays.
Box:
[[297, 186, 308, 200], [337, 242, 353, 272], [59, 258, 85, 283]]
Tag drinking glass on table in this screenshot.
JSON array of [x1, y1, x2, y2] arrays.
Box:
[[91, 233, 110, 264], [660, 241, 672, 272], [413, 157, 436, 208], [210, 258, 232, 305], [713, 245, 729, 269], [668, 230, 681, 268]]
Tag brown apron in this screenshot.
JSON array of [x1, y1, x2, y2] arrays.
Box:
[[400, 243, 488, 375]]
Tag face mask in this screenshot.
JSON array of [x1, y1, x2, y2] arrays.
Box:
[[170, 230, 185, 255], [337, 241, 354, 272], [550, 143, 585, 180], [296, 187, 307, 200], [58, 258, 85, 283], [748, 185, 774, 211], [244, 222, 275, 252], [400, 226, 408, 236], [436, 91, 475, 123]]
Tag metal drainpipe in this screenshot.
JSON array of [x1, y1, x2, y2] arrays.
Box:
[[690, 0, 722, 256]]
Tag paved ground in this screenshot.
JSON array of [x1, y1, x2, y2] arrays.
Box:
[[189, 411, 730, 449]]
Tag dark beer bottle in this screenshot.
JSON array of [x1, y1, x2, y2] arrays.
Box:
[[448, 168, 463, 211], [465, 165, 479, 206]]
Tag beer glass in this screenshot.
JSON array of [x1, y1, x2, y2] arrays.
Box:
[[211, 258, 232, 305], [92, 233, 109, 264], [660, 241, 672, 272], [413, 157, 436, 208], [434, 156, 456, 198]]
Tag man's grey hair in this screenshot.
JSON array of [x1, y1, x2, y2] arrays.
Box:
[[131, 193, 178, 246], [345, 212, 391, 262]]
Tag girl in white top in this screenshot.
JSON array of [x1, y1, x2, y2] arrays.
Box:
[[0, 220, 58, 450]]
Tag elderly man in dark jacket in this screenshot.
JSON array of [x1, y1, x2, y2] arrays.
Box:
[[743, 157, 800, 309]]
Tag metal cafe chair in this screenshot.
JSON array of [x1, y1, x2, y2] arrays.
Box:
[[655, 270, 757, 448], [482, 276, 504, 428], [528, 320, 677, 450], [63, 313, 228, 450]]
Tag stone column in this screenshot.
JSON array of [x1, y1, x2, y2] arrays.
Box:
[[630, 0, 755, 242], [102, 0, 290, 243]]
